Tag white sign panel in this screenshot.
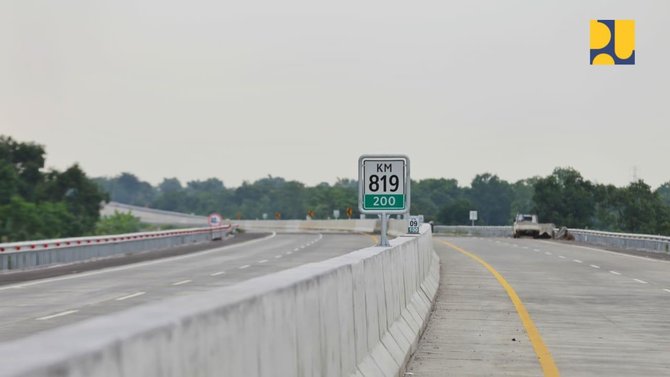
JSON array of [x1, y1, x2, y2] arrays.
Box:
[[469, 210, 478, 221], [358, 155, 410, 214], [408, 216, 422, 234], [208, 213, 222, 226]]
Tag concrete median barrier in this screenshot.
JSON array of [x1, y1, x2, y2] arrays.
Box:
[[0, 224, 439, 377]]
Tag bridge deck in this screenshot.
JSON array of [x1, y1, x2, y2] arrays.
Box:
[[406, 237, 670, 376]]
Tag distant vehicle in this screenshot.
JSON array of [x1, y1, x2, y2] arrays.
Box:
[[513, 214, 554, 239]]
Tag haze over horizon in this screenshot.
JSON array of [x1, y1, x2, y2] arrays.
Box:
[[2, 1, 668, 188]]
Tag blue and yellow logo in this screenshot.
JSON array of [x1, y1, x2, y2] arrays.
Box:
[[590, 20, 635, 65]]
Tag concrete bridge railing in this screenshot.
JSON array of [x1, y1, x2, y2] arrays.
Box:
[[0, 223, 439, 377]]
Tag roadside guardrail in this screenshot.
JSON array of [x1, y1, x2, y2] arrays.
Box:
[[0, 225, 235, 271]]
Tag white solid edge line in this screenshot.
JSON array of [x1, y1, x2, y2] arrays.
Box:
[[36, 310, 79, 321], [239, 265, 250, 270], [634, 279, 648, 284], [0, 232, 278, 291], [172, 279, 192, 286], [610, 271, 621, 275], [116, 291, 146, 301], [210, 271, 225, 276]]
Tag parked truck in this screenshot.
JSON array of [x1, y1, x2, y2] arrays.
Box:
[[512, 214, 555, 238]]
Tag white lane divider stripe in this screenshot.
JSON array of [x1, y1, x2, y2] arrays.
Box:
[[634, 279, 648, 284], [664, 289, 670, 293], [559, 256, 566, 259], [286, 251, 293, 255], [210, 271, 225, 276], [533, 249, 540, 252], [573, 259, 583, 263], [258, 259, 268, 264], [116, 292, 146, 301], [294, 248, 300, 252], [239, 265, 250, 270], [36, 310, 78, 321], [590, 265, 600, 269], [545, 252, 552, 255], [610, 271, 621, 275], [275, 255, 282, 259], [172, 280, 192, 286]]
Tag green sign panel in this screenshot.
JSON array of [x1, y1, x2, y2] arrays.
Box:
[[363, 194, 405, 210]]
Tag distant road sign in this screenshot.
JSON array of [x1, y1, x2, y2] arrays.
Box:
[[358, 155, 410, 214], [408, 216, 422, 234], [333, 209, 340, 219], [469, 211, 478, 221], [208, 213, 222, 226]]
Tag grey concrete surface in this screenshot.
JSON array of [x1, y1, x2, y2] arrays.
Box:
[[406, 236, 670, 376], [0, 232, 375, 341], [101, 201, 208, 226], [0, 225, 438, 377]]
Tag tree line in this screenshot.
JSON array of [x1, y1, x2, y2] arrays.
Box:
[[2, 135, 670, 241], [96, 168, 670, 236], [0, 136, 107, 242]]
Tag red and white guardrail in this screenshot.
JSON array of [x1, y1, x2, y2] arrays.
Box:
[[0, 225, 237, 253]]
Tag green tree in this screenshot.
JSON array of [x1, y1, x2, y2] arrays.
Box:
[[533, 167, 594, 227], [656, 182, 670, 206], [467, 173, 513, 225], [95, 211, 142, 235], [438, 198, 473, 225]]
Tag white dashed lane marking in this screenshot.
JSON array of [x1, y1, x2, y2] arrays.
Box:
[[590, 265, 600, 269], [36, 310, 78, 321], [610, 271, 621, 275], [210, 271, 225, 276], [634, 279, 648, 284], [172, 280, 192, 286], [116, 292, 146, 301], [239, 265, 250, 270], [275, 255, 282, 259], [559, 256, 566, 259], [258, 259, 268, 264], [573, 259, 583, 264]]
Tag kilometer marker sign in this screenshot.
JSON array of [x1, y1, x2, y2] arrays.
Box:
[[358, 155, 410, 214]]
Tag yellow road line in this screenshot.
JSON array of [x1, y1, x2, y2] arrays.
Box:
[[439, 239, 560, 377], [358, 232, 379, 245]]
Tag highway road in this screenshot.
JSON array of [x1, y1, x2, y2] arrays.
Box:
[[0, 232, 376, 342], [407, 236, 670, 377]]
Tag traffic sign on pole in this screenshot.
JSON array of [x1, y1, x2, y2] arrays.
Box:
[[358, 155, 410, 246], [208, 213, 222, 227], [358, 155, 410, 214]]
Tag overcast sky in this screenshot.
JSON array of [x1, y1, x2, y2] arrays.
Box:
[[2, 1, 668, 188]]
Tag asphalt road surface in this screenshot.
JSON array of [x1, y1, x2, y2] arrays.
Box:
[[407, 236, 670, 377], [0, 232, 376, 341]]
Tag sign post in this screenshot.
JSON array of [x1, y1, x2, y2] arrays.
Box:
[[469, 210, 478, 226], [358, 155, 410, 246]]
